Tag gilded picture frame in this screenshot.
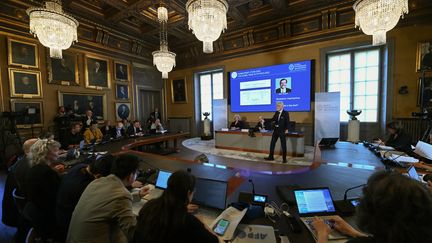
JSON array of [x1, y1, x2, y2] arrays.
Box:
[[115, 102, 132, 121], [171, 77, 188, 103], [10, 99, 44, 128], [416, 40, 432, 72], [7, 38, 39, 68], [114, 60, 131, 82], [8, 68, 42, 98], [84, 54, 111, 89], [47, 51, 80, 85], [116, 83, 129, 100], [58, 91, 107, 120], [418, 76, 432, 107]]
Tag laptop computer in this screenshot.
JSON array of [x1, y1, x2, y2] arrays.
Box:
[[293, 188, 347, 241], [318, 138, 339, 147], [143, 170, 172, 201], [406, 165, 427, 184]]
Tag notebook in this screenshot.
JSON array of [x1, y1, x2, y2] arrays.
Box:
[[143, 170, 172, 200], [293, 188, 347, 241]]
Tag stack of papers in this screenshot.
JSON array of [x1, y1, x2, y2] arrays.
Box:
[[388, 154, 419, 163], [414, 141, 432, 160]]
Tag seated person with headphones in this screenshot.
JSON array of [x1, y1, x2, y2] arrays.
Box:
[[373, 121, 412, 152]]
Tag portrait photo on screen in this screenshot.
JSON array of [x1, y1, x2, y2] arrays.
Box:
[[275, 77, 292, 94]]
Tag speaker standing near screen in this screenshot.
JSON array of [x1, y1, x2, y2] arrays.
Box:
[[265, 101, 290, 163]]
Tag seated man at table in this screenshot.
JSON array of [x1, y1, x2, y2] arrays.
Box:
[[254, 116, 269, 131], [56, 154, 114, 241], [312, 171, 432, 243], [67, 154, 150, 243], [150, 118, 165, 133], [112, 121, 126, 139], [127, 120, 144, 136], [230, 114, 244, 130], [61, 122, 83, 149], [101, 120, 113, 136], [83, 120, 103, 144]]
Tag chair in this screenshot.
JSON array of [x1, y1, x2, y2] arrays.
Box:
[[12, 188, 27, 214]]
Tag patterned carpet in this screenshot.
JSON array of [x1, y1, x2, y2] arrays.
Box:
[[182, 138, 315, 167]]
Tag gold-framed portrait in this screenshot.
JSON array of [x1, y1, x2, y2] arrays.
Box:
[[58, 91, 107, 120], [47, 51, 80, 85], [7, 38, 39, 68], [171, 77, 188, 103], [416, 40, 432, 72], [116, 83, 129, 100], [84, 54, 111, 89], [115, 102, 132, 121], [10, 99, 44, 128], [8, 68, 42, 98], [114, 60, 131, 82]]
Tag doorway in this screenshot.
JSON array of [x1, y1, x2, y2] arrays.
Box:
[[137, 89, 162, 123]]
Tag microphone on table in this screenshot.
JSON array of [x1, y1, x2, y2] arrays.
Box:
[[334, 184, 365, 216], [248, 179, 256, 195]]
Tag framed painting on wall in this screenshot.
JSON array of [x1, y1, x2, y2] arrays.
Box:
[[47, 51, 79, 85], [7, 38, 39, 68], [8, 68, 42, 98], [171, 78, 188, 103], [114, 61, 131, 82], [10, 99, 43, 128], [115, 102, 131, 120], [84, 54, 111, 89], [417, 41, 432, 72], [418, 76, 432, 107], [116, 83, 129, 100], [58, 91, 107, 119]]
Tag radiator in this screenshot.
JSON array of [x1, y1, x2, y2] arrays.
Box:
[[394, 118, 428, 141]]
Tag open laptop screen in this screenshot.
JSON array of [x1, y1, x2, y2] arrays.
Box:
[[294, 188, 336, 215], [407, 166, 420, 181], [192, 178, 227, 210], [155, 170, 172, 189]]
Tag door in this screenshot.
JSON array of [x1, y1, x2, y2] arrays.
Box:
[[138, 89, 162, 123]]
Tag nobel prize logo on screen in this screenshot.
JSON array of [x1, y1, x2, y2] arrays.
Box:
[[230, 60, 312, 112], [231, 72, 238, 79]]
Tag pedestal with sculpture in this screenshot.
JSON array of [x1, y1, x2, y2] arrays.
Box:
[[347, 110, 361, 142], [201, 112, 213, 140]]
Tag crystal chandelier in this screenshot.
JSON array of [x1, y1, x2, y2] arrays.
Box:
[[353, 0, 408, 46], [27, 0, 79, 59], [152, 6, 176, 79], [186, 0, 228, 53]]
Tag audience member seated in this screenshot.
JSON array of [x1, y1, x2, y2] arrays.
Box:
[[81, 110, 94, 130], [146, 114, 155, 130], [83, 120, 103, 144], [2, 138, 37, 229], [61, 122, 83, 149], [23, 139, 63, 241], [127, 120, 144, 136], [56, 154, 114, 241], [112, 121, 126, 139], [230, 114, 244, 130], [254, 116, 269, 131], [150, 118, 164, 133], [101, 120, 113, 136], [312, 171, 432, 243], [374, 121, 412, 152], [67, 154, 150, 243], [122, 118, 131, 131], [133, 170, 219, 243]]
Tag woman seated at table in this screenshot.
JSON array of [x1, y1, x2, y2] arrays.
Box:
[[133, 170, 219, 243], [373, 121, 412, 152], [83, 120, 103, 144], [230, 114, 244, 130], [312, 171, 432, 243]]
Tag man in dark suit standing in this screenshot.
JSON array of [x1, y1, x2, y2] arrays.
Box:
[[265, 101, 291, 163], [275, 78, 291, 94]]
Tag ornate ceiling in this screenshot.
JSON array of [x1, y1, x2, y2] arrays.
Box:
[[1, 0, 432, 67]]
